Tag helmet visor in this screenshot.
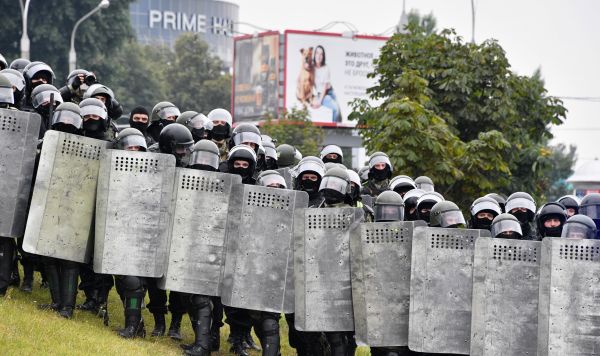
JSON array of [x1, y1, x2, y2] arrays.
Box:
[[375, 204, 404, 222], [81, 105, 107, 121], [159, 107, 181, 120], [418, 182, 434, 192], [319, 176, 348, 194], [52, 110, 82, 129], [2, 72, 25, 91], [369, 155, 391, 169], [297, 161, 325, 178], [390, 178, 416, 191], [259, 174, 287, 189], [32, 89, 62, 108], [264, 146, 277, 159], [233, 131, 262, 146], [118, 134, 147, 152], [561, 222, 596, 239], [471, 201, 502, 216], [190, 150, 220, 169], [439, 210, 466, 228], [506, 197, 536, 214], [188, 115, 209, 129], [491, 220, 523, 238], [580, 204, 600, 219], [0, 87, 14, 104]]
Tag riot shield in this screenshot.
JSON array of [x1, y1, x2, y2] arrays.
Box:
[[294, 207, 364, 332], [276, 167, 293, 189], [351, 220, 426, 346], [22, 131, 109, 262], [360, 194, 373, 209], [0, 109, 41, 238], [537, 238, 600, 356], [220, 184, 308, 313], [94, 149, 176, 277], [158, 168, 241, 295], [470, 236, 541, 356], [408, 226, 490, 354]]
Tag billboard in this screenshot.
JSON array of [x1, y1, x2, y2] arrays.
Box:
[[284, 30, 387, 126], [232, 32, 281, 122]]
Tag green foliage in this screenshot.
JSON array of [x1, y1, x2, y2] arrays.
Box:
[[544, 144, 577, 201], [407, 10, 437, 35], [352, 24, 572, 207], [260, 108, 325, 157]]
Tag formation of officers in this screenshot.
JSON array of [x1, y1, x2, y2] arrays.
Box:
[[0, 55, 599, 356]]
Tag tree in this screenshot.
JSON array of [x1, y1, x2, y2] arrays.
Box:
[[545, 144, 577, 201], [351, 23, 571, 207], [260, 108, 325, 157], [407, 10, 437, 35], [164, 33, 231, 113]]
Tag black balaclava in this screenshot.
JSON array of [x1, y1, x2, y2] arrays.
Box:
[[129, 106, 149, 135]]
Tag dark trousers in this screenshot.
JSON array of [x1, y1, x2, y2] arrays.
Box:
[[146, 277, 187, 315], [0, 238, 15, 292]]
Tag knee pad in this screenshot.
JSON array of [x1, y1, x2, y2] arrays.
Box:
[[119, 275, 146, 293]]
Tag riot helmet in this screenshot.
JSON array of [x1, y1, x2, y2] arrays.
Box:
[[79, 98, 108, 133], [159, 123, 194, 165], [404, 188, 425, 221], [294, 148, 303, 164], [294, 156, 325, 194], [506, 192, 536, 225], [31, 83, 62, 116], [24, 61, 54, 99], [256, 144, 267, 172], [536, 202, 568, 238], [115, 128, 147, 152], [491, 213, 523, 239], [257, 170, 287, 189], [324, 162, 338, 173], [389, 175, 416, 197], [557, 195, 580, 217], [66, 69, 95, 95], [485, 193, 507, 213], [0, 69, 26, 107], [263, 140, 278, 170], [51, 102, 82, 134], [189, 139, 220, 171], [208, 108, 232, 141], [177, 111, 213, 143], [578, 193, 600, 238], [129, 106, 150, 135], [374, 191, 404, 222], [261, 134, 276, 145], [277, 144, 297, 168], [148, 101, 179, 141], [430, 201, 465, 228], [561, 214, 597, 239], [358, 166, 369, 184], [414, 176, 434, 192], [368, 152, 392, 181], [229, 123, 262, 152], [416, 192, 444, 223], [320, 145, 343, 164], [0, 74, 14, 106], [347, 169, 362, 204], [9, 58, 30, 73], [227, 144, 257, 181], [319, 167, 350, 205], [470, 196, 502, 230], [0, 54, 6, 70]]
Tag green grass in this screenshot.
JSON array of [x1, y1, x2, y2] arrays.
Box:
[[0, 271, 370, 355]]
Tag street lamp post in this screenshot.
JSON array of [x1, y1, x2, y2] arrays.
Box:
[[20, 0, 32, 59], [69, 0, 110, 72]]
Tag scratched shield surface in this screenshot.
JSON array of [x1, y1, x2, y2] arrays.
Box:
[[94, 149, 175, 277], [294, 207, 364, 332], [158, 168, 241, 295], [470, 236, 541, 356], [537, 238, 600, 356], [221, 184, 308, 313], [0, 109, 40, 238], [23, 131, 109, 263]]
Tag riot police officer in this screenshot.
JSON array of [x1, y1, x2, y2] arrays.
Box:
[[83, 83, 123, 122], [0, 68, 26, 109], [114, 128, 148, 152], [208, 108, 233, 161], [373, 191, 405, 222], [469, 197, 502, 230], [293, 156, 326, 208], [362, 152, 393, 198], [403, 189, 426, 221], [23, 61, 55, 111], [30, 83, 63, 137], [177, 111, 213, 143], [127, 106, 150, 141], [263, 140, 278, 170], [579, 193, 600, 238], [276, 144, 297, 169], [505, 192, 537, 240], [429, 201, 466, 228], [389, 175, 416, 198], [491, 213, 523, 239], [0, 73, 15, 109], [414, 176, 434, 192], [416, 192, 444, 224], [561, 215, 597, 239], [320, 144, 344, 164], [59, 69, 96, 104], [557, 195, 580, 217], [536, 202, 568, 238], [146, 101, 180, 146]]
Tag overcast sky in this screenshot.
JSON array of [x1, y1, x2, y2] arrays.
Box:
[[233, 0, 600, 168]]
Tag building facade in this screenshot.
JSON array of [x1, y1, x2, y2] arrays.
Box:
[[129, 0, 239, 68]]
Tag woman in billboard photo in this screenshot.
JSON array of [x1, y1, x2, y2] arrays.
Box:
[[311, 45, 342, 122]]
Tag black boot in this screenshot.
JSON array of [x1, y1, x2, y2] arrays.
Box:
[[168, 313, 183, 340], [183, 303, 212, 356], [229, 326, 249, 356], [210, 326, 221, 351], [39, 261, 61, 311], [58, 263, 79, 319], [244, 328, 261, 351], [151, 313, 166, 336], [0, 238, 15, 294], [259, 316, 280, 356], [77, 289, 99, 313], [119, 295, 146, 339], [21, 258, 34, 291], [96, 287, 111, 326]]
